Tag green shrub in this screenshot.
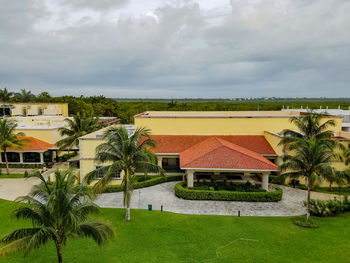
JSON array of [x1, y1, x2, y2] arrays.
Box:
[[292, 216, 318, 228], [175, 183, 283, 202], [309, 197, 350, 217], [103, 175, 183, 193], [270, 175, 285, 185]]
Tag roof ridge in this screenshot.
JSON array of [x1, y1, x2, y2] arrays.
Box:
[[180, 137, 223, 167], [214, 137, 276, 167]]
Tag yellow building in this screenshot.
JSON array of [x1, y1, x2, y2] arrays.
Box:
[[79, 111, 349, 189], [0, 103, 68, 117], [0, 104, 71, 167]]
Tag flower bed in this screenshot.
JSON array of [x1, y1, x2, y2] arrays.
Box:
[[175, 182, 283, 202]]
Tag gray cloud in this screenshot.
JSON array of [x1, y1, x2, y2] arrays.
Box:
[[0, 0, 349, 98]]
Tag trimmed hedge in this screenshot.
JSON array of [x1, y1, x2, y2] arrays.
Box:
[[175, 182, 283, 202], [103, 175, 183, 193]]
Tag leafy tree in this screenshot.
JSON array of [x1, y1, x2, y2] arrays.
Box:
[[84, 126, 164, 221], [0, 87, 14, 102], [14, 89, 35, 102], [0, 170, 114, 263], [37, 91, 51, 102], [56, 112, 100, 152], [0, 119, 27, 174]]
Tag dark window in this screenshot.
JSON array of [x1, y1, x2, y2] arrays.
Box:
[[95, 165, 121, 179], [194, 172, 213, 180], [0, 107, 11, 116], [162, 158, 182, 173], [1, 152, 20, 162], [43, 151, 52, 162], [23, 152, 41, 163]]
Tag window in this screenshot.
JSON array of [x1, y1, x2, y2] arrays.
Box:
[[23, 152, 41, 163], [1, 152, 20, 162], [94, 165, 121, 179], [43, 151, 52, 163]]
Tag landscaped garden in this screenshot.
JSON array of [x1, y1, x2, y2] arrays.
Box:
[[175, 182, 283, 202], [1, 198, 350, 263]]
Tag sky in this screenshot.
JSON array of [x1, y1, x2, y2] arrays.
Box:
[[0, 0, 349, 98]]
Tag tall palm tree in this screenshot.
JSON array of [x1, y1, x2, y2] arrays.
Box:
[[280, 137, 337, 222], [0, 87, 14, 102], [14, 89, 35, 102], [84, 126, 164, 221], [0, 119, 27, 174], [56, 112, 99, 152], [0, 170, 114, 263]]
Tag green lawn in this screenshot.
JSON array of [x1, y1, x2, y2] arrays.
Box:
[[0, 174, 25, 179], [1, 199, 350, 263]]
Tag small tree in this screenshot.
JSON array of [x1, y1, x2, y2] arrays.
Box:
[[0, 119, 27, 174], [84, 126, 164, 221], [0, 170, 114, 263], [0, 87, 14, 102]]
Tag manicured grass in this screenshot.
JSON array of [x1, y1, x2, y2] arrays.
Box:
[[0, 174, 25, 179], [1, 199, 350, 262]]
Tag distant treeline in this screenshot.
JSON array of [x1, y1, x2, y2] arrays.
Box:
[[1, 88, 350, 124]]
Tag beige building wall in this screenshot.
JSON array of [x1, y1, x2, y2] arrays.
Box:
[[3, 103, 69, 117], [135, 111, 343, 135]]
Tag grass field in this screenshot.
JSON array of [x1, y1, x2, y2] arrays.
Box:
[[1, 198, 350, 263], [0, 174, 25, 179]]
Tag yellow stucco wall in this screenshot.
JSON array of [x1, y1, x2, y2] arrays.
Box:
[[16, 128, 61, 144], [6, 103, 69, 117], [135, 113, 343, 135]]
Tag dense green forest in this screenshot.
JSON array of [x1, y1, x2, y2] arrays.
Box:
[[1, 88, 350, 124]]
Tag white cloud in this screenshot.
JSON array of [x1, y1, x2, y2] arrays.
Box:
[[0, 0, 349, 97]]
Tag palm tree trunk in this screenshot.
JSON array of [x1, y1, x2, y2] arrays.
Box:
[[124, 169, 132, 222], [307, 184, 311, 222], [4, 148, 9, 175], [125, 207, 131, 221], [55, 242, 63, 263]]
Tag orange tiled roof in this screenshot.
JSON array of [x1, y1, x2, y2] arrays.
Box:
[[148, 135, 276, 155], [7, 137, 54, 152], [180, 137, 278, 171]]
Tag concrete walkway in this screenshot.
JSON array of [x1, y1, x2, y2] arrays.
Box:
[[0, 176, 341, 216], [0, 166, 58, 201], [95, 182, 340, 216]]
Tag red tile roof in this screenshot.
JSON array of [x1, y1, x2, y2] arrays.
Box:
[[180, 137, 278, 171], [7, 137, 54, 152], [148, 135, 276, 155]]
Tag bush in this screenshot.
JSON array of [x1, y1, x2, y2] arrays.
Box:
[[103, 175, 183, 193], [192, 182, 265, 192], [269, 175, 285, 185], [292, 216, 318, 228], [174, 183, 283, 202], [309, 197, 350, 217]]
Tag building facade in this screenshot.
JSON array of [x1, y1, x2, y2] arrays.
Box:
[[79, 111, 349, 189]]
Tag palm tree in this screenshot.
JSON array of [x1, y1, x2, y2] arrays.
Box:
[[14, 89, 35, 102], [56, 112, 99, 152], [279, 111, 339, 146], [0, 170, 114, 263], [0, 87, 14, 102], [322, 169, 350, 190], [0, 119, 27, 175], [84, 126, 164, 221], [280, 137, 337, 222]]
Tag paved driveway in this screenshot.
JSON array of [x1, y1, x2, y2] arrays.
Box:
[[95, 182, 329, 216]]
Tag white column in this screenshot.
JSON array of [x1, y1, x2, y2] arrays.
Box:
[[157, 156, 163, 168], [187, 170, 194, 188], [262, 172, 269, 191], [40, 152, 44, 163], [19, 152, 23, 163]]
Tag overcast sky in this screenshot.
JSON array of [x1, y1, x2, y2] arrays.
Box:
[[0, 0, 349, 98]]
